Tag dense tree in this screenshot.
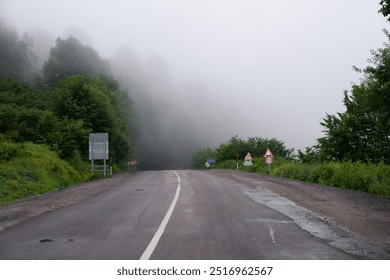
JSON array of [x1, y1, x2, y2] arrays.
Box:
[[0, 20, 38, 83], [42, 36, 111, 87], [0, 77, 91, 158], [297, 145, 321, 164], [0, 76, 50, 109], [318, 31, 390, 164], [52, 75, 132, 163], [379, 0, 390, 21], [215, 136, 294, 162], [192, 147, 216, 169], [0, 74, 133, 163]]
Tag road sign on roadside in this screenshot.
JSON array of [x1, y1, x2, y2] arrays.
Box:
[[89, 133, 109, 176], [245, 152, 252, 161], [89, 133, 109, 160], [263, 148, 274, 174], [264, 148, 273, 159], [244, 152, 253, 166]]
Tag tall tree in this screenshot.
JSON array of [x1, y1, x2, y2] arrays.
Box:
[[379, 0, 390, 21], [0, 20, 38, 83], [318, 31, 390, 164], [192, 147, 216, 169], [215, 136, 294, 162], [52, 75, 132, 163], [0, 76, 91, 159], [42, 36, 111, 87]]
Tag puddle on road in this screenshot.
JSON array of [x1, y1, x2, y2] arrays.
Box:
[[243, 185, 388, 259]]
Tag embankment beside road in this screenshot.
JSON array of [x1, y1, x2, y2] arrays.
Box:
[[0, 139, 89, 205]]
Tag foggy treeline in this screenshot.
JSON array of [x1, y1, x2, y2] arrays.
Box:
[[109, 48, 248, 169], [0, 16, 233, 169]]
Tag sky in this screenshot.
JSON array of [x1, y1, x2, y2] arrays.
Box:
[[1, 0, 388, 151]]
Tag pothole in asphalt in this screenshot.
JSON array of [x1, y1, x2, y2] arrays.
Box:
[[39, 239, 54, 243]]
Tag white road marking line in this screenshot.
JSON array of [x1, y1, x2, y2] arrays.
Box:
[[139, 170, 181, 260], [267, 224, 277, 245]]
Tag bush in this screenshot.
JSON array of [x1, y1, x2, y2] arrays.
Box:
[[215, 159, 239, 169], [273, 162, 314, 181], [213, 156, 288, 175], [273, 161, 390, 196], [0, 139, 89, 205]]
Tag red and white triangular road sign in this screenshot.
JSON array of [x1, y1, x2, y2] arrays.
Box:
[[264, 148, 274, 158], [245, 152, 252, 161]]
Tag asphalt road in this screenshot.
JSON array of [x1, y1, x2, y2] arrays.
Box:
[[0, 170, 375, 259]]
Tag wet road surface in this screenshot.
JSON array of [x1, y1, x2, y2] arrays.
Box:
[[0, 170, 377, 259]]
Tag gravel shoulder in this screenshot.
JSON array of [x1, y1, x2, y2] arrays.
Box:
[[0, 172, 137, 232], [215, 170, 390, 250]]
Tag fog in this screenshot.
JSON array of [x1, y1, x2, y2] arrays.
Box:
[[1, 0, 388, 166]]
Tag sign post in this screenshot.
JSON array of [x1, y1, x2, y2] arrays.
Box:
[[89, 133, 109, 176], [263, 148, 274, 175]]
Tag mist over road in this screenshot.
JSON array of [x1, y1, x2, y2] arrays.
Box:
[[0, 170, 388, 259]]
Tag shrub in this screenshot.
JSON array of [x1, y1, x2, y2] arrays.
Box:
[[0, 139, 88, 205], [273, 161, 390, 196]]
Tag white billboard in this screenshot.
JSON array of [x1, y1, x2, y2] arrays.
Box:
[[89, 133, 109, 160]]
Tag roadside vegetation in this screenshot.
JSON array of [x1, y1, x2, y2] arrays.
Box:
[[1, 2, 390, 204], [196, 136, 390, 197], [0, 23, 134, 204], [193, 5, 390, 197], [0, 138, 89, 205], [273, 161, 390, 196]]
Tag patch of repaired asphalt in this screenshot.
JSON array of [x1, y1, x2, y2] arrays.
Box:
[[243, 183, 389, 259]]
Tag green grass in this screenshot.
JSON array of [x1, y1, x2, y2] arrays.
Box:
[[273, 161, 390, 196], [0, 139, 91, 205], [211, 156, 390, 196], [213, 156, 287, 174]]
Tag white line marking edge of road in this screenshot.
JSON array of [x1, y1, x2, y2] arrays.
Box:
[[139, 170, 181, 260]]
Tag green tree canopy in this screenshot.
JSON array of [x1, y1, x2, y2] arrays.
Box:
[[215, 136, 294, 162], [0, 76, 90, 159], [318, 31, 390, 164], [42, 36, 111, 87], [52, 75, 132, 163], [0, 75, 133, 163], [0, 20, 38, 83], [379, 0, 390, 21], [192, 147, 216, 169]]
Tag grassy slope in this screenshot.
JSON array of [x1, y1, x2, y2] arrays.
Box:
[[0, 140, 88, 205]]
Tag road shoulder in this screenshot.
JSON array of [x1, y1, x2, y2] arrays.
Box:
[[0, 172, 137, 232], [212, 170, 390, 255]]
